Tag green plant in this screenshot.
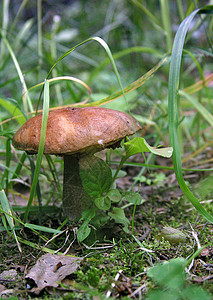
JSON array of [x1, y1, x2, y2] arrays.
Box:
[[77, 137, 172, 242], [147, 255, 212, 300]]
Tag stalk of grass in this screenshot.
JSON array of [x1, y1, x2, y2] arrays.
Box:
[[176, 0, 185, 21], [4, 139, 11, 196], [50, 15, 63, 105], [37, 0, 42, 69], [23, 80, 50, 223], [160, 0, 172, 51], [110, 160, 213, 173], [168, 5, 213, 223], [0, 189, 22, 252], [130, 0, 164, 32], [0, 0, 10, 68], [9, 0, 29, 34]]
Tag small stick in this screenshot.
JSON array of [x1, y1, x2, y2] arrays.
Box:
[[106, 269, 123, 298]]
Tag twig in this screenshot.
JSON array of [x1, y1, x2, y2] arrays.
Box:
[[106, 269, 123, 298], [129, 283, 147, 298]]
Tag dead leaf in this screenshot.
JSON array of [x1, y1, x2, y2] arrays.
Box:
[[26, 253, 82, 294]]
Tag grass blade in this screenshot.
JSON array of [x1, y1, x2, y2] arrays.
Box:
[[38, 36, 140, 110], [0, 189, 22, 252], [179, 91, 213, 127], [23, 79, 50, 223], [168, 5, 213, 223]]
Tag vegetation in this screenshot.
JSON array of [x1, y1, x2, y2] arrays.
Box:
[[0, 0, 213, 298]]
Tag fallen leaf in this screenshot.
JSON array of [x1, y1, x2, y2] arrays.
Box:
[[158, 226, 187, 244], [26, 253, 83, 294]]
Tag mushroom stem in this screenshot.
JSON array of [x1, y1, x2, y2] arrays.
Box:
[[63, 155, 92, 220]]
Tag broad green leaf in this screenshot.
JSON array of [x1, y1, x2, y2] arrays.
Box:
[[108, 207, 130, 233], [180, 286, 212, 300], [124, 137, 173, 159], [124, 191, 144, 205], [77, 222, 91, 242], [80, 155, 112, 198], [148, 289, 177, 300], [94, 196, 111, 210], [147, 258, 186, 290], [91, 213, 110, 228], [81, 208, 96, 222], [107, 189, 122, 203]]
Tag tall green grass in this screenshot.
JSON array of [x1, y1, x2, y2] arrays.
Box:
[[0, 1, 213, 244], [168, 5, 213, 223]]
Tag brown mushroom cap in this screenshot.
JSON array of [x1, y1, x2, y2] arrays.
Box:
[[12, 107, 142, 155]]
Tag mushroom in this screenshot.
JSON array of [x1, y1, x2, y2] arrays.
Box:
[[12, 107, 142, 220]]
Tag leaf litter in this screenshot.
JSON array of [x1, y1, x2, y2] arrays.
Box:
[[26, 253, 83, 294]]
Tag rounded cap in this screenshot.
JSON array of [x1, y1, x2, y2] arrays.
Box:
[[12, 107, 142, 155]]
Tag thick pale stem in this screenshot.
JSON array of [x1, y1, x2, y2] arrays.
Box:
[[63, 155, 92, 220]]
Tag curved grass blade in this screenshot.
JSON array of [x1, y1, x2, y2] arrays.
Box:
[[83, 56, 168, 107], [39, 36, 152, 110], [87, 46, 163, 84], [23, 80, 50, 223], [168, 5, 213, 223]]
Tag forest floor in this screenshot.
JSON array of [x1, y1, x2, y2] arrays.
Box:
[[0, 155, 213, 299]]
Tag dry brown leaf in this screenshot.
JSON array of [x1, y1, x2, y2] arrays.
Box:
[[26, 253, 82, 294]]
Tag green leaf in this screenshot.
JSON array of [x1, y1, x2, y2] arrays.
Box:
[[147, 258, 186, 290], [124, 191, 144, 205], [77, 222, 91, 242], [148, 289, 177, 300], [81, 208, 96, 222], [94, 196, 111, 210], [124, 137, 173, 159], [91, 213, 110, 228], [180, 286, 212, 300], [80, 155, 112, 198], [108, 207, 130, 233], [107, 189, 122, 203]]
